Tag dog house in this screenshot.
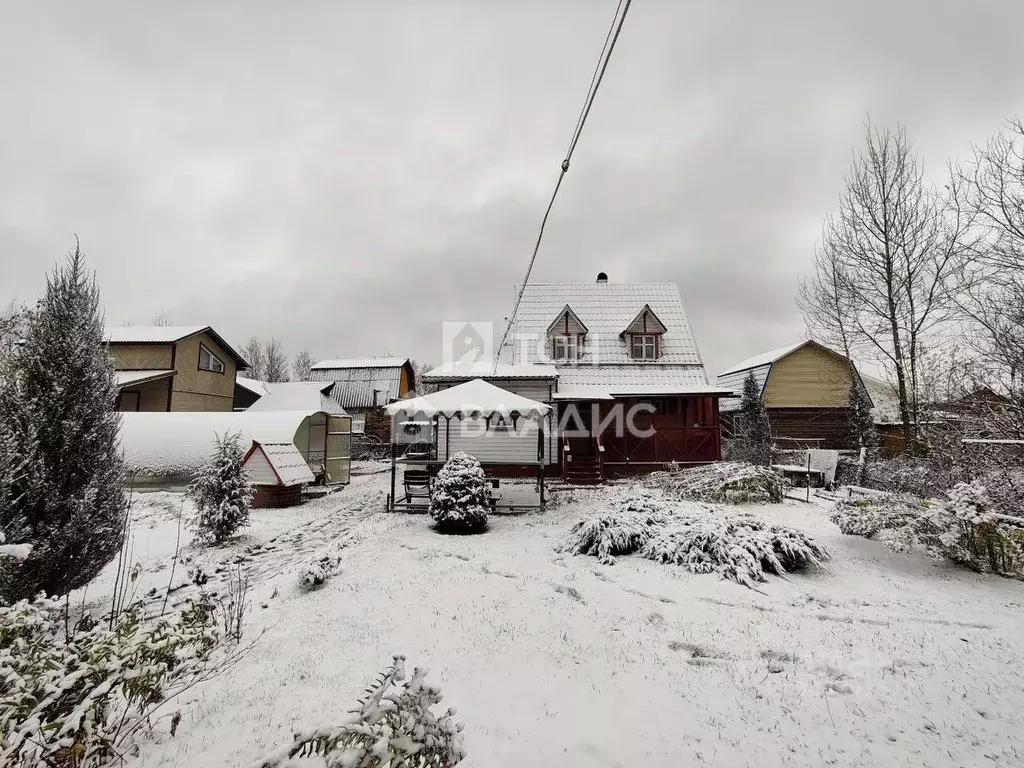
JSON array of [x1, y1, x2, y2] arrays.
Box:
[[119, 409, 352, 487], [242, 441, 316, 508]]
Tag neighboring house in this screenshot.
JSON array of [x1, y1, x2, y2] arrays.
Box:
[[308, 357, 416, 433], [716, 340, 872, 449], [234, 375, 270, 410], [106, 326, 248, 413], [423, 275, 729, 481], [246, 381, 349, 415]]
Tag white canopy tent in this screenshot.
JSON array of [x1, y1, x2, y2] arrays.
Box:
[[384, 378, 552, 511]]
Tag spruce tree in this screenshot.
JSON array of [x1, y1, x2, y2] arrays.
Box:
[[736, 371, 772, 465], [188, 432, 253, 545], [429, 452, 489, 533], [0, 245, 127, 601], [847, 374, 876, 449]]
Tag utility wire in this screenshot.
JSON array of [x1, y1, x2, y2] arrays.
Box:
[[494, 0, 632, 369]]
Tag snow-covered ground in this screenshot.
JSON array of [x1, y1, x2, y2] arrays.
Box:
[[113, 467, 1024, 768]]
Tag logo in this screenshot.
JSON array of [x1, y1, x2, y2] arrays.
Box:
[[441, 321, 494, 369]]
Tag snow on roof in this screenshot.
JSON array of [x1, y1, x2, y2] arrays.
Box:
[[114, 369, 175, 388], [423, 362, 559, 381], [555, 365, 721, 397], [243, 442, 315, 486], [385, 378, 551, 419], [311, 357, 409, 370], [510, 283, 705, 367], [718, 341, 808, 377], [105, 325, 207, 344], [235, 376, 270, 397], [860, 374, 903, 424], [248, 382, 348, 415], [119, 410, 322, 479]]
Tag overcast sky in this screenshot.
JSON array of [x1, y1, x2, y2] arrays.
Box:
[[2, 0, 1022, 378]]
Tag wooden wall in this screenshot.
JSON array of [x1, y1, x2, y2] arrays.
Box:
[[767, 407, 851, 448], [763, 344, 854, 408], [170, 332, 237, 412], [110, 343, 173, 370]]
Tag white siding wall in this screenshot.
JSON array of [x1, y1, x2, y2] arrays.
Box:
[[430, 378, 555, 464], [438, 416, 548, 464], [243, 448, 279, 485]]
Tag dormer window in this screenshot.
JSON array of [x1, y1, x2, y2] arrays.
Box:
[[620, 304, 667, 361], [546, 304, 588, 362], [552, 335, 579, 361], [198, 342, 225, 373]]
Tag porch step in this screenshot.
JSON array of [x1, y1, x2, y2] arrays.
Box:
[[563, 458, 603, 485]]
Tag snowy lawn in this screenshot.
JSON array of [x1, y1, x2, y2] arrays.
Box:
[[122, 472, 1024, 768]]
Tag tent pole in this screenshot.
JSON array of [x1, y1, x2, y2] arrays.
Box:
[[389, 440, 396, 512]]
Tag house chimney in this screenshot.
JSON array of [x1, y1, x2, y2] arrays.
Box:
[[596, 272, 608, 283]]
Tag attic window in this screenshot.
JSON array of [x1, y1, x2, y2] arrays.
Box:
[[631, 334, 658, 360], [198, 342, 225, 373], [552, 335, 579, 361]]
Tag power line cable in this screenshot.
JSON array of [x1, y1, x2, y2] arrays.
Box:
[[494, 0, 632, 368]]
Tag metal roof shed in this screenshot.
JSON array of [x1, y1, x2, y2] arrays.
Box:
[[242, 441, 317, 508]]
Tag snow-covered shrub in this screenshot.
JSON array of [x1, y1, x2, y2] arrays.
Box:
[[641, 508, 829, 588], [428, 452, 489, 533], [561, 492, 670, 564], [188, 431, 254, 545], [0, 594, 219, 766], [0, 247, 127, 601], [650, 462, 784, 504], [564, 490, 828, 587], [832, 485, 1024, 576], [859, 454, 969, 498], [250, 655, 466, 768], [298, 552, 341, 589]]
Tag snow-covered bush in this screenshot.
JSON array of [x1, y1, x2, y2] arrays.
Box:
[[641, 508, 829, 588], [564, 490, 829, 587], [859, 454, 969, 498], [0, 594, 219, 766], [561, 492, 670, 564], [298, 552, 341, 589], [0, 247, 127, 601], [650, 462, 784, 504], [188, 431, 254, 545], [250, 655, 466, 768], [428, 452, 489, 533], [832, 484, 1024, 576]]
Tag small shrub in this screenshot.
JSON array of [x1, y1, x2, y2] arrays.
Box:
[[0, 594, 220, 766], [641, 509, 829, 588], [650, 462, 784, 504], [188, 431, 254, 545], [429, 452, 489, 533], [561, 492, 670, 565], [298, 552, 341, 589], [250, 655, 466, 768]]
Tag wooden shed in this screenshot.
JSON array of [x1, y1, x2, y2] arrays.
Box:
[[242, 441, 316, 508]]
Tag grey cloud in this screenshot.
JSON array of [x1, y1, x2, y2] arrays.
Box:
[[2, 0, 1023, 379]]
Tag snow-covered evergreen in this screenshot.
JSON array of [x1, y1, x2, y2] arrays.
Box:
[[561, 492, 669, 565], [0, 246, 126, 601], [429, 452, 489, 533], [729, 371, 772, 465], [188, 432, 254, 545], [846, 375, 876, 449]]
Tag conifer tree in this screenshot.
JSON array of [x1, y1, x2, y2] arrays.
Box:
[[735, 371, 773, 465], [847, 373, 876, 449], [188, 432, 253, 545], [0, 245, 126, 600]]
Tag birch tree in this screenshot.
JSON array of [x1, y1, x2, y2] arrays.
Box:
[[800, 122, 972, 448], [292, 349, 314, 382], [263, 338, 289, 383], [242, 337, 267, 381]]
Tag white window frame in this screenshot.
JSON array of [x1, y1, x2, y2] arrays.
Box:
[[631, 334, 657, 360], [552, 334, 579, 361], [198, 342, 225, 373]]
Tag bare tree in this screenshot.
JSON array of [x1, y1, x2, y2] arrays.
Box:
[[151, 311, 173, 327], [241, 337, 267, 381], [292, 349, 314, 382], [263, 338, 289, 383], [800, 121, 972, 448]]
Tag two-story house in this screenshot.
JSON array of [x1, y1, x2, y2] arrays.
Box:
[[424, 274, 729, 482], [106, 326, 248, 412]]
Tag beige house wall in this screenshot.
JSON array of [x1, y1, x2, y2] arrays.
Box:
[[110, 343, 173, 370], [763, 343, 854, 408], [116, 378, 171, 411]]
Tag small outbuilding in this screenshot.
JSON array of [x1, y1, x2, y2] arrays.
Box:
[[242, 441, 316, 508]]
